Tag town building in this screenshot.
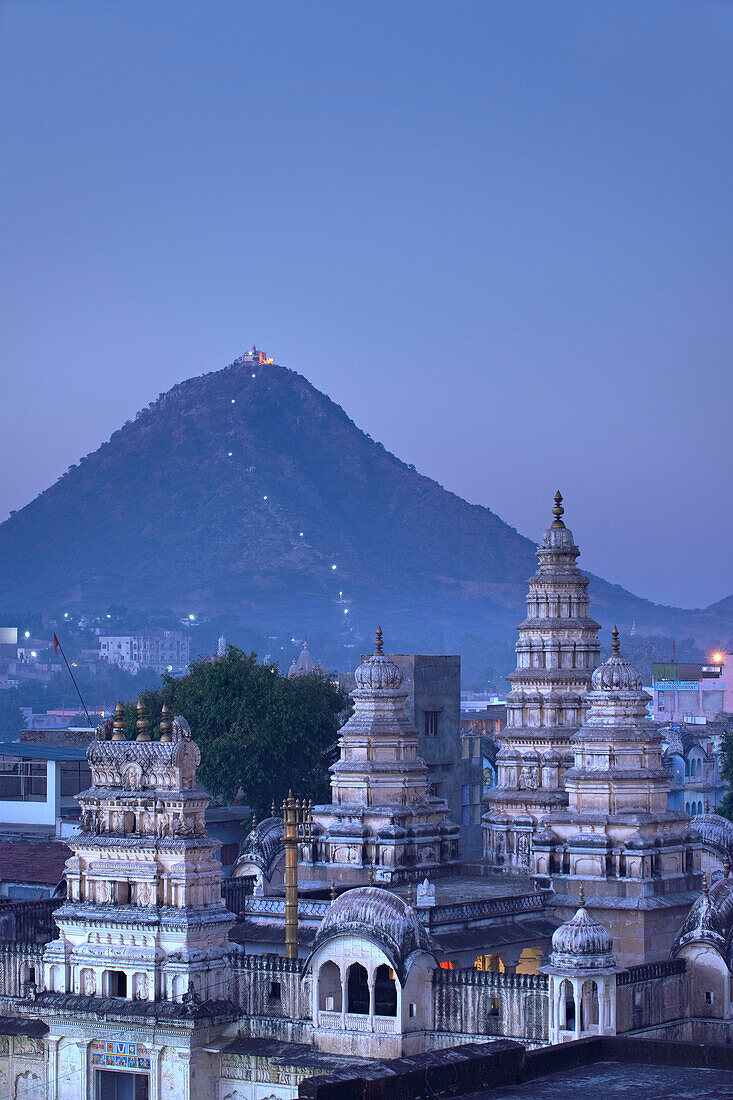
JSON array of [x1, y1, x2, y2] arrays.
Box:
[[651, 658, 731, 722], [99, 630, 190, 674]]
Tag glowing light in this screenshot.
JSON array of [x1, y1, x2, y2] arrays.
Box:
[[251, 373, 256, 378], [30, 651, 36, 658], [64, 612, 69, 618], [299, 532, 304, 537], [166, 665, 173, 673], [24, 631, 29, 639], [188, 614, 196, 621], [106, 614, 111, 619], [331, 564, 337, 570], [71, 662, 78, 667], [228, 452, 233, 457], [263, 495, 268, 501], [231, 398, 236, 404], [344, 608, 349, 615], [712, 652, 724, 664]]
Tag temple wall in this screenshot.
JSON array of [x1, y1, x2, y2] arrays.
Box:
[[433, 969, 549, 1043], [231, 954, 313, 1043], [0, 1032, 47, 1099], [0, 942, 46, 997], [616, 960, 688, 1033]]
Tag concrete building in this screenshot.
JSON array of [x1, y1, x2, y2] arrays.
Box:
[[652, 659, 731, 722], [99, 630, 190, 674]]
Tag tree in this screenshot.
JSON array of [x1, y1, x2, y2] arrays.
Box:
[[128, 647, 350, 817], [715, 726, 733, 822]]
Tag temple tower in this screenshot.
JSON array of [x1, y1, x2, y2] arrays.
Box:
[[36, 704, 236, 1099], [297, 630, 460, 886], [540, 629, 700, 964], [484, 493, 601, 871]]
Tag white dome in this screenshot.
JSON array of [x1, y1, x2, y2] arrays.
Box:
[[591, 628, 643, 692], [354, 629, 403, 691], [550, 895, 615, 970]]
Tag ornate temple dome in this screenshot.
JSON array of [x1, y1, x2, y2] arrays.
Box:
[[354, 627, 404, 691], [672, 874, 733, 965], [550, 889, 616, 970], [313, 886, 433, 980], [591, 627, 644, 692], [233, 816, 284, 879]]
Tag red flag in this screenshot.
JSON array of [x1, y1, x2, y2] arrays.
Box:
[[53, 633, 60, 654]]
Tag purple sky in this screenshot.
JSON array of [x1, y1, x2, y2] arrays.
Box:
[[2, 1, 732, 609]]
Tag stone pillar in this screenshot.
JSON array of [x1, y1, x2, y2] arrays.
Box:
[[148, 1047, 161, 1100], [572, 978, 582, 1040], [368, 971, 375, 1030], [75, 1040, 89, 1099], [47, 1036, 60, 1099], [341, 970, 348, 1028]]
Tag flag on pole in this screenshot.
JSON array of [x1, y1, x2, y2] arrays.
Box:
[[53, 632, 60, 654]]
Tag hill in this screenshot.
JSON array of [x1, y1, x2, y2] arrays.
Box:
[[0, 353, 728, 645]]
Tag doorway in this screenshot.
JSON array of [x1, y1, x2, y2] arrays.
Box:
[[95, 1070, 149, 1099]]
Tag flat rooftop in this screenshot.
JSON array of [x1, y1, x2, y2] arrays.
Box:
[[458, 1060, 733, 1099]]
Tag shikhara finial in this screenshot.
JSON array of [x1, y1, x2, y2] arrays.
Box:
[[112, 701, 126, 740], [406, 881, 414, 906], [330, 880, 337, 903], [551, 490, 565, 528], [611, 625, 620, 654], [159, 702, 172, 742], [578, 883, 585, 908], [703, 872, 709, 898], [724, 857, 730, 879], [368, 862, 375, 885], [375, 626, 384, 654]]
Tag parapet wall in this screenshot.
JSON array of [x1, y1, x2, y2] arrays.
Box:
[[433, 968, 549, 1042], [616, 958, 687, 1033]]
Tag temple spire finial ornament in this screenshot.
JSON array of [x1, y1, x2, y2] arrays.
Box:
[[611, 625, 620, 654], [703, 872, 709, 898], [136, 700, 151, 741], [159, 702, 172, 742], [578, 883, 585, 908], [407, 881, 414, 906], [111, 701, 126, 740], [375, 626, 384, 654], [551, 489, 565, 528], [724, 857, 730, 879]]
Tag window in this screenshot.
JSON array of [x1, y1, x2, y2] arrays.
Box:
[[0, 757, 47, 801], [408, 1003, 417, 1018], [269, 980, 281, 1000], [461, 783, 470, 805], [106, 970, 127, 997], [706, 991, 714, 1005], [424, 711, 439, 737], [658, 692, 665, 710]]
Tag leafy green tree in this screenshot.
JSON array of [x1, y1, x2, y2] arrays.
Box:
[[126, 647, 349, 817], [715, 727, 733, 822]]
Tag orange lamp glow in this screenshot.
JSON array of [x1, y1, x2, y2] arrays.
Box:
[[712, 652, 724, 664]]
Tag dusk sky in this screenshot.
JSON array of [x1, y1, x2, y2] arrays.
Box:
[[2, 0, 731, 609]]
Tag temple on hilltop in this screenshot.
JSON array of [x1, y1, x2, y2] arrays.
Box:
[[485, 492, 601, 869]]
